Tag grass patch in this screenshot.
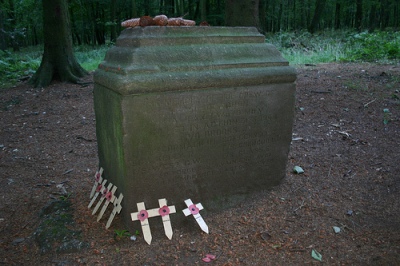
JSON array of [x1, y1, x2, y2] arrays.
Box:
[[0, 45, 108, 89], [266, 30, 400, 65], [75, 45, 109, 71]]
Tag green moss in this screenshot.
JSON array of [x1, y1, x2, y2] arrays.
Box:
[[34, 200, 88, 254]]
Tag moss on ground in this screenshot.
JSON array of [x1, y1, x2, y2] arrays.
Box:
[[34, 199, 88, 254]]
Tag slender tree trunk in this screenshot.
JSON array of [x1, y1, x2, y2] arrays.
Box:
[[334, 1, 341, 30], [293, 0, 296, 30], [132, 0, 138, 17], [200, 0, 206, 22], [355, 0, 363, 31], [380, 0, 390, 29], [277, 3, 283, 31], [225, 0, 260, 28], [368, 2, 377, 31], [308, 0, 327, 33], [178, 0, 184, 16], [110, 0, 117, 42], [259, 0, 267, 32], [0, 8, 6, 50], [30, 0, 87, 88]]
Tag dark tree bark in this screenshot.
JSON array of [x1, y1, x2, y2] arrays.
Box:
[[380, 0, 389, 29], [308, 0, 327, 33], [110, 0, 117, 43], [0, 8, 6, 50], [259, 0, 267, 32], [355, 0, 363, 31], [200, 0, 207, 22], [334, 1, 341, 30], [30, 0, 87, 88], [225, 0, 260, 28], [277, 3, 283, 31]]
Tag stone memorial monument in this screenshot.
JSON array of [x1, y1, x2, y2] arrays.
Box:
[[94, 27, 296, 231]]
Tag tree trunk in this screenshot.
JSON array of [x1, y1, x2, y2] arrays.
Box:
[[132, 0, 138, 17], [225, 0, 260, 28], [355, 0, 363, 31], [110, 0, 117, 43], [334, 1, 341, 30], [200, 0, 207, 22], [259, 0, 267, 32], [308, 0, 327, 33], [368, 2, 377, 31], [277, 3, 283, 31], [0, 8, 6, 50], [30, 0, 87, 88]]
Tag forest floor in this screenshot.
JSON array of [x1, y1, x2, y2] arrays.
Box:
[[0, 62, 400, 265]]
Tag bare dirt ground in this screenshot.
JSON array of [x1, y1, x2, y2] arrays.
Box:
[[1, 63, 399, 265]]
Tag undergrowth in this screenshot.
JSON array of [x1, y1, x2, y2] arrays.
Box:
[[1, 30, 399, 89], [0, 45, 109, 89], [266, 30, 400, 65]]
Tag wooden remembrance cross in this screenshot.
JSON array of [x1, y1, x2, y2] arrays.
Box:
[[88, 168, 124, 229], [182, 199, 209, 234], [131, 199, 176, 245]]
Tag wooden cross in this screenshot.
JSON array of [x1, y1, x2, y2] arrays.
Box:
[[92, 182, 113, 215], [131, 199, 176, 245], [88, 178, 107, 209], [90, 168, 104, 199], [131, 202, 158, 245], [97, 185, 118, 222], [182, 199, 209, 234], [157, 198, 176, 240], [105, 193, 123, 229]]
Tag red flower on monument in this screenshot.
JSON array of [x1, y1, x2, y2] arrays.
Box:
[[96, 184, 102, 192], [138, 210, 148, 221], [102, 188, 108, 197], [189, 204, 199, 215], [158, 205, 170, 216], [105, 191, 113, 201]]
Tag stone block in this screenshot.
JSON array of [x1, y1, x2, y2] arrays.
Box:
[[94, 27, 296, 231]]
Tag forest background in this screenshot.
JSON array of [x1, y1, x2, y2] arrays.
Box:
[[0, 0, 399, 88]]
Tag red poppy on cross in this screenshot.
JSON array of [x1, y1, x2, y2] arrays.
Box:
[[90, 168, 104, 199]]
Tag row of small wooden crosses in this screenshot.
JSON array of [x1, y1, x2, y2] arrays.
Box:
[[121, 14, 208, 28]]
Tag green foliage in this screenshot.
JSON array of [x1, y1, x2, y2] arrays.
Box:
[[344, 31, 400, 62], [0, 45, 108, 89], [0, 49, 41, 89], [75, 45, 108, 71], [266, 30, 400, 65], [266, 30, 349, 64], [114, 229, 130, 239]]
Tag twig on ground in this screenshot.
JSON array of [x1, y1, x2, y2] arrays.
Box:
[[363, 98, 376, 108], [293, 200, 305, 213]]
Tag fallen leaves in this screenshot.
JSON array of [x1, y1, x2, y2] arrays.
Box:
[[202, 254, 216, 263]]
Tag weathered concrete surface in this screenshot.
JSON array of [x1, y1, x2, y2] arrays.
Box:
[[94, 27, 296, 231]]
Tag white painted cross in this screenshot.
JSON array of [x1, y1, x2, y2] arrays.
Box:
[[131, 202, 159, 245], [157, 198, 176, 240], [105, 193, 123, 229], [131, 199, 176, 245], [90, 168, 104, 199], [97, 185, 118, 222], [88, 178, 107, 209], [92, 182, 113, 215], [182, 199, 209, 234]]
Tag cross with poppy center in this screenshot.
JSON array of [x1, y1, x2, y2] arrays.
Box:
[[131, 199, 176, 245]]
